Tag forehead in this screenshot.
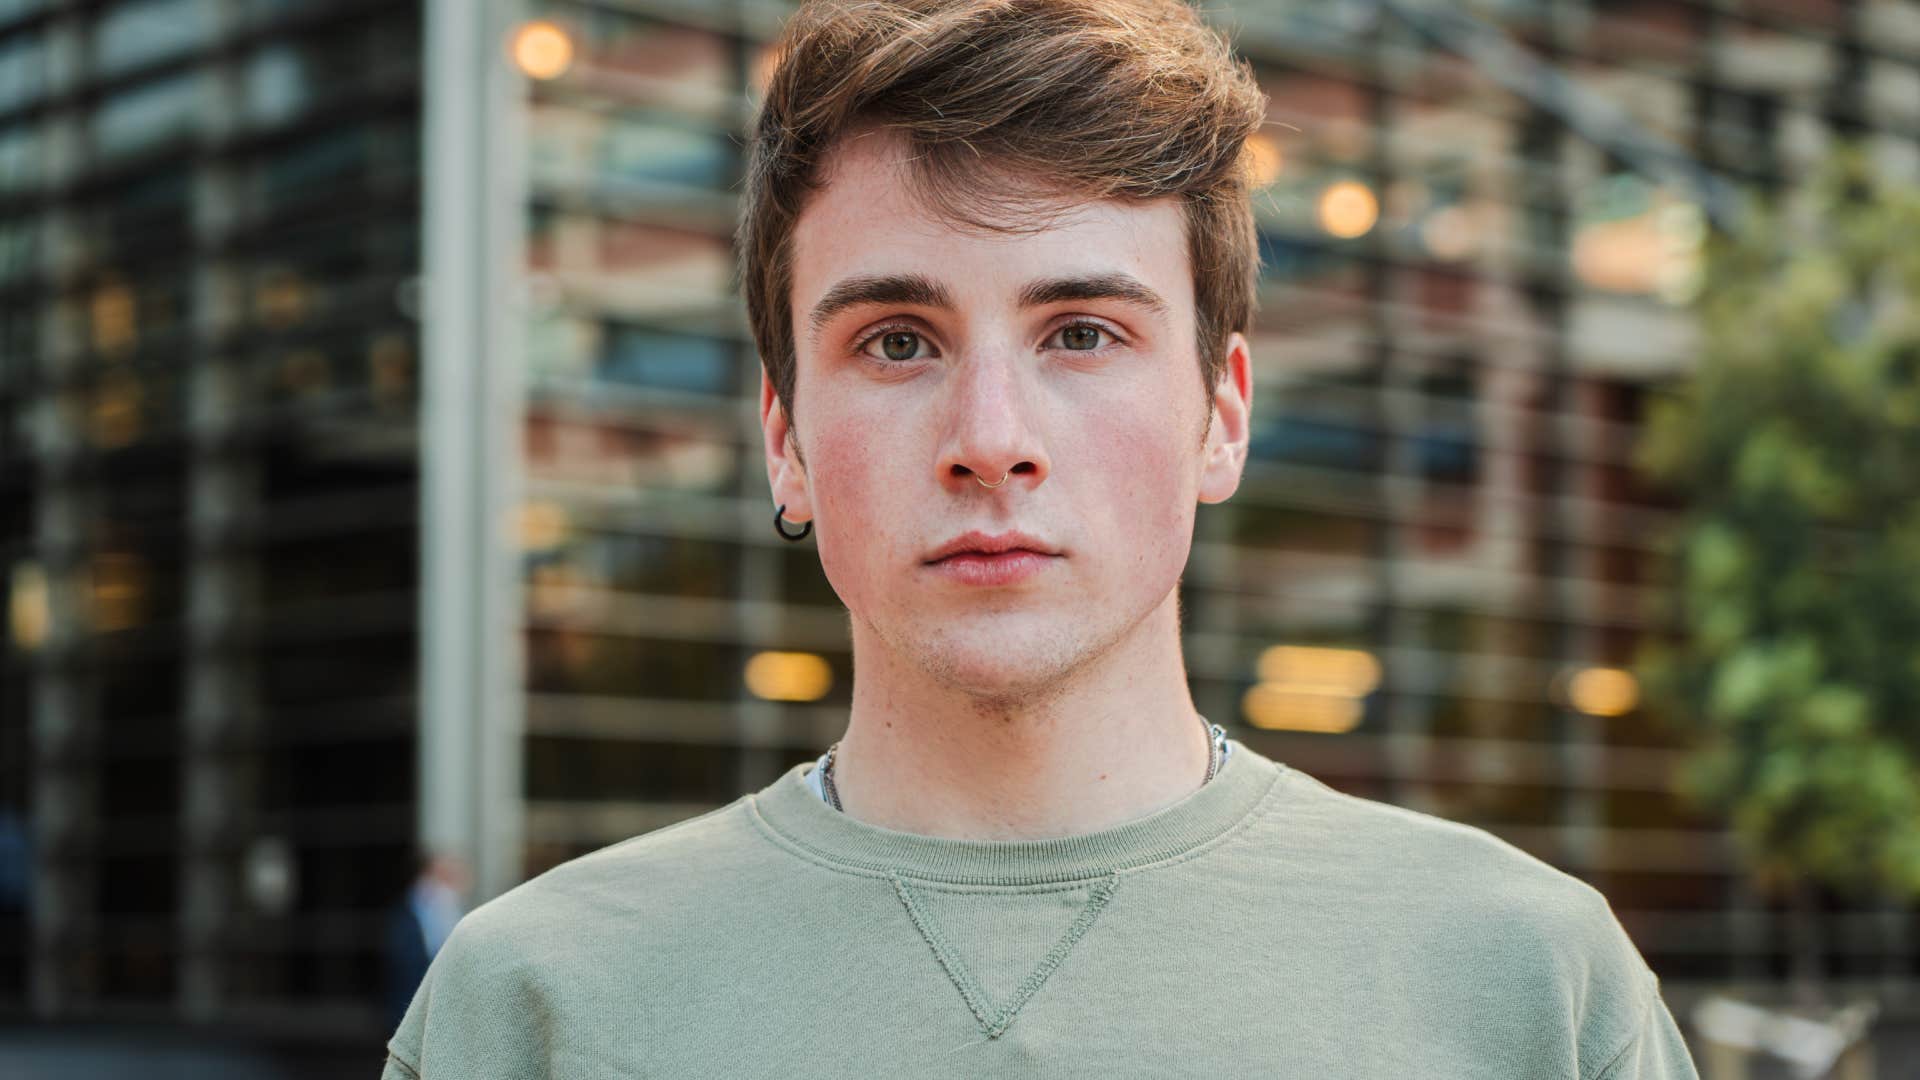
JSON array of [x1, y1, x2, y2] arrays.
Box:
[[790, 128, 1193, 315]]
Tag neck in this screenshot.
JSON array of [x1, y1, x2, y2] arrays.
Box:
[[829, 590, 1212, 841]]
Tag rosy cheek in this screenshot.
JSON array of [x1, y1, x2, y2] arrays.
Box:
[[807, 421, 888, 595], [1091, 409, 1194, 554]]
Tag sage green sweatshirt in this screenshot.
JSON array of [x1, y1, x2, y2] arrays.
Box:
[[382, 739, 1698, 1078]]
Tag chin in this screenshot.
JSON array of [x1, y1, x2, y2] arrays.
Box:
[[900, 613, 1106, 702]]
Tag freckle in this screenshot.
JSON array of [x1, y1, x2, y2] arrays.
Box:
[[1098, 773, 1108, 780]]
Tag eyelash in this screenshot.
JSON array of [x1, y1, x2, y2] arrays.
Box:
[[854, 319, 1124, 362]]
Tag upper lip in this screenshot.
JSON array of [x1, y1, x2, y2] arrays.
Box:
[[925, 530, 1061, 563]]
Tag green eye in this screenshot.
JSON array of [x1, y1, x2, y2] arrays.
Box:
[[1059, 325, 1103, 350], [879, 331, 920, 361]]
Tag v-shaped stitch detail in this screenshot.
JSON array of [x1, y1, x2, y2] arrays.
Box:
[[890, 871, 1121, 1040]]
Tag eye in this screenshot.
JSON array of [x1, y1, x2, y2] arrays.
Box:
[[1050, 322, 1113, 351], [858, 327, 934, 363]]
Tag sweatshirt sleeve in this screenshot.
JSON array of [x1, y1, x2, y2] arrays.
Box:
[[1591, 982, 1700, 1080], [381, 907, 553, 1078]]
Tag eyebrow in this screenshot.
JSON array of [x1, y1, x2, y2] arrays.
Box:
[[806, 272, 1170, 341], [808, 274, 954, 339], [1015, 273, 1169, 317]]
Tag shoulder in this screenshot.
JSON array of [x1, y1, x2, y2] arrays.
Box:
[[1278, 766, 1636, 939], [385, 795, 773, 1073], [1269, 768, 1662, 1062], [456, 793, 766, 952]]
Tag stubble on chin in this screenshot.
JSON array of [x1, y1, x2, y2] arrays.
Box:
[[854, 602, 1137, 718]]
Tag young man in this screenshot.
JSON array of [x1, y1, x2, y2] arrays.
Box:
[[383, 1, 1699, 1076]]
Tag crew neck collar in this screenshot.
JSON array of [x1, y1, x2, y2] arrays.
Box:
[[750, 737, 1289, 885]]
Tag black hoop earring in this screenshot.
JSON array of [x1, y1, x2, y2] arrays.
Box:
[[774, 503, 812, 542]]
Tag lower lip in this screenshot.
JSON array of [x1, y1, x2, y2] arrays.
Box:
[[927, 550, 1057, 586]]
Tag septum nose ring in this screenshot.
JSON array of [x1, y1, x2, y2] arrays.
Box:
[[976, 469, 1010, 488]]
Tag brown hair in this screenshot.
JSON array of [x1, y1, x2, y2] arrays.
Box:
[[738, 0, 1268, 432]]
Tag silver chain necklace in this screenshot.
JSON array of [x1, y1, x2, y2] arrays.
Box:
[[818, 714, 1228, 813]]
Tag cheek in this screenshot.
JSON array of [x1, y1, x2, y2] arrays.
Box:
[[806, 411, 898, 597], [1077, 400, 1201, 566]]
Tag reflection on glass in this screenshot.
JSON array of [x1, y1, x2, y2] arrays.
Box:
[[244, 46, 310, 127], [1414, 368, 1478, 484], [91, 73, 207, 160], [0, 220, 32, 286], [0, 32, 46, 112], [1249, 374, 1382, 471], [0, 125, 37, 195], [256, 127, 372, 208], [93, 0, 215, 77], [244, 0, 328, 22], [91, 170, 192, 256], [597, 118, 728, 190], [1256, 226, 1360, 285], [598, 324, 732, 395]]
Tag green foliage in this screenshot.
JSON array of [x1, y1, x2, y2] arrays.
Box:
[[1635, 145, 1920, 901]]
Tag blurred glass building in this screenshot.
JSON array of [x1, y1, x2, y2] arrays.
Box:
[[4, 0, 1919, 1061]]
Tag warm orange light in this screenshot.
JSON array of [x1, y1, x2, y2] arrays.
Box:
[[519, 501, 569, 551], [1568, 666, 1640, 717], [9, 562, 48, 650], [91, 282, 136, 354], [89, 552, 146, 632], [745, 651, 834, 703], [254, 274, 309, 329], [1243, 133, 1284, 188], [1317, 180, 1378, 239], [88, 372, 143, 449], [511, 20, 574, 80], [1571, 218, 1663, 293], [1241, 684, 1363, 734], [1256, 645, 1381, 696]]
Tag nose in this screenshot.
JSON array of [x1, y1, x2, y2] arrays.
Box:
[[937, 351, 1049, 492]]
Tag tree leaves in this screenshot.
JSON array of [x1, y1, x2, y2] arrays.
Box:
[[1635, 143, 1920, 904]]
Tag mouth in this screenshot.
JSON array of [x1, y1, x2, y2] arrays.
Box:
[[924, 531, 1061, 586]]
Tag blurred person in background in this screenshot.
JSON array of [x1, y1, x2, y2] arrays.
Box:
[[382, 852, 469, 1037], [382, 1, 1698, 1076]]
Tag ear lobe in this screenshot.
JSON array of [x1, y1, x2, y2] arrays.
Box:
[[760, 370, 813, 522], [1196, 332, 1253, 506]]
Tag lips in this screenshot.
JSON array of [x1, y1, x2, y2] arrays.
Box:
[[924, 530, 1060, 564], [927, 550, 1055, 587], [924, 530, 1061, 587]]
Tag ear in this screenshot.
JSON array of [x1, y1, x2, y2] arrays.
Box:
[[760, 368, 813, 522], [1197, 331, 1252, 505]]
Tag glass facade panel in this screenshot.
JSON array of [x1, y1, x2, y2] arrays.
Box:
[[0, 32, 46, 112], [93, 0, 216, 76], [91, 72, 209, 159]]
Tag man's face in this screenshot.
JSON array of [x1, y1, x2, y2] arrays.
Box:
[[762, 129, 1251, 702]]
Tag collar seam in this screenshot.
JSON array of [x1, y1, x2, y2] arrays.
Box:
[[744, 758, 1290, 889]]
